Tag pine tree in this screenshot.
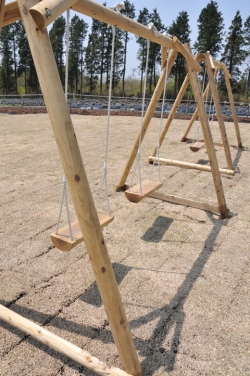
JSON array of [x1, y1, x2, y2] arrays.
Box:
[[194, 1, 224, 58], [243, 16, 250, 99], [17, 22, 39, 93], [136, 7, 150, 96], [49, 16, 66, 87], [9, 21, 22, 93], [147, 9, 166, 94], [110, 27, 124, 92], [119, 0, 136, 95], [0, 24, 15, 93], [168, 11, 191, 95], [220, 11, 246, 93], [68, 14, 88, 93], [243, 16, 250, 67], [84, 19, 101, 93]]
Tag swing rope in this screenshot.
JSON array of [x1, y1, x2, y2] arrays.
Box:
[[208, 70, 218, 128], [98, 23, 117, 216], [192, 67, 207, 146], [150, 46, 171, 182], [55, 8, 73, 239], [129, 37, 150, 195]]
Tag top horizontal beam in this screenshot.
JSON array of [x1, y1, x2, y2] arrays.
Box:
[[3, 0, 201, 72], [0, 0, 5, 31], [29, 0, 201, 72]]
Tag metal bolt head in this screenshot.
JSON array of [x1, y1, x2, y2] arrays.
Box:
[[45, 7, 51, 16]]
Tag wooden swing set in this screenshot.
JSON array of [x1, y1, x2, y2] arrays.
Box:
[[116, 46, 243, 218], [0, 0, 239, 375]]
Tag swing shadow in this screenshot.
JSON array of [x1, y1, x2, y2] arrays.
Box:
[[141, 216, 173, 243], [130, 214, 228, 373], [232, 146, 246, 173], [0, 216, 229, 375], [195, 143, 245, 172]]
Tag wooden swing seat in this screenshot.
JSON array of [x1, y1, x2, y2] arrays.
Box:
[[50, 213, 114, 252], [125, 179, 162, 203], [190, 141, 206, 152]]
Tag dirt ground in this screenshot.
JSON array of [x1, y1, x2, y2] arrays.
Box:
[[0, 113, 250, 376]]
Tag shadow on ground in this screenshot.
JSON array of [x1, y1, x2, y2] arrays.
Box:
[[0, 214, 231, 375]]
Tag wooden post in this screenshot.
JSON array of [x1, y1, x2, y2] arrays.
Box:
[[17, 0, 142, 374], [0, 0, 5, 30], [161, 46, 167, 70], [222, 64, 243, 148], [116, 49, 178, 191], [185, 44, 229, 218], [180, 81, 210, 142], [0, 304, 133, 376], [148, 156, 234, 176], [204, 52, 234, 171]]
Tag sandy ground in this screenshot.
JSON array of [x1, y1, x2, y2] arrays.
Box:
[[0, 114, 250, 376]]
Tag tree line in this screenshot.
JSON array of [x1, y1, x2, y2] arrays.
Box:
[[0, 0, 249, 100]]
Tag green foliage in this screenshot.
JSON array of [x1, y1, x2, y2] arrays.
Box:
[[84, 20, 100, 93], [0, 24, 15, 93], [194, 1, 224, 58], [136, 8, 166, 95], [68, 14, 88, 93], [243, 16, 250, 68], [219, 11, 246, 94], [168, 11, 191, 95], [17, 22, 39, 93], [119, 0, 136, 95], [50, 16, 66, 87]]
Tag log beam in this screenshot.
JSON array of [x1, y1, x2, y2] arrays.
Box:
[[185, 43, 229, 219], [0, 0, 5, 30], [222, 65, 243, 148], [148, 192, 221, 216], [17, 0, 142, 374], [204, 52, 234, 171], [0, 304, 132, 376], [148, 156, 235, 176]]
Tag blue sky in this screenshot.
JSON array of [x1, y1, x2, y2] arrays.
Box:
[[78, 0, 250, 75]]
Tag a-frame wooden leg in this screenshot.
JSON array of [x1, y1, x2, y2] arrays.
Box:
[[223, 67, 243, 148], [0, 0, 5, 30], [17, 0, 142, 375], [180, 80, 210, 142], [185, 44, 229, 218], [204, 53, 234, 171], [116, 49, 178, 191]]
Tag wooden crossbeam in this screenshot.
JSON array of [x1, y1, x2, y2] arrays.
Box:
[[0, 304, 132, 376], [0, 0, 5, 30], [29, 0, 201, 72], [148, 156, 235, 176], [148, 191, 222, 216]]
